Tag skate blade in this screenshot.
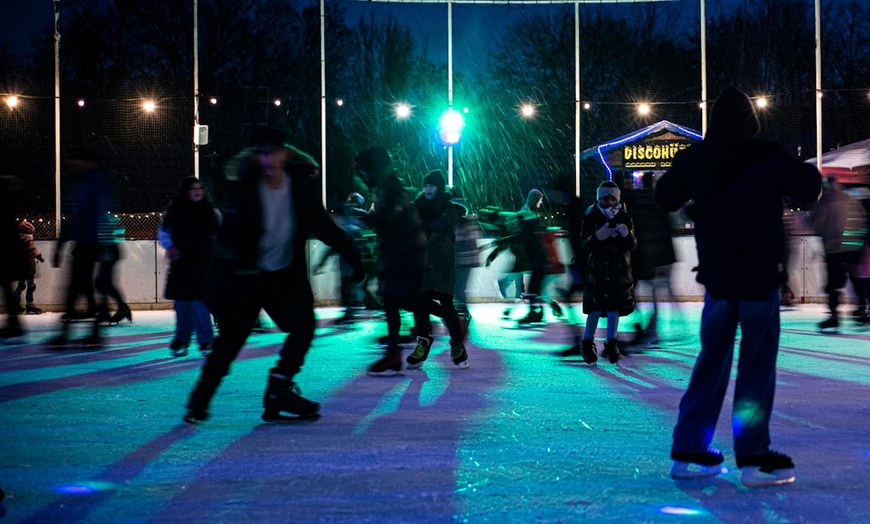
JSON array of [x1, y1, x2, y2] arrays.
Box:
[[261, 410, 320, 423], [740, 467, 795, 487], [452, 361, 470, 370], [405, 363, 425, 370], [670, 461, 724, 480], [367, 369, 404, 377]]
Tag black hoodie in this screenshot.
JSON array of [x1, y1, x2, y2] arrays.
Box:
[[655, 87, 821, 300]]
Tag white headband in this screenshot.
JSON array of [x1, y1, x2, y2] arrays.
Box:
[[597, 186, 621, 201]]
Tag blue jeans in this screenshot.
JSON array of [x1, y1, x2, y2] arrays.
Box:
[[672, 289, 780, 456], [174, 300, 214, 345]]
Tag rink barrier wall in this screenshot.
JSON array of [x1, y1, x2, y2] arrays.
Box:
[[7, 236, 850, 312]]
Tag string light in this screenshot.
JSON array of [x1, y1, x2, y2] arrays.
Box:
[[143, 100, 156, 112], [583, 102, 591, 110], [520, 103, 536, 118], [77, 99, 85, 107], [5, 95, 18, 108], [208, 97, 217, 105], [273, 99, 281, 106], [637, 103, 651, 115], [335, 98, 344, 106], [755, 96, 768, 108]]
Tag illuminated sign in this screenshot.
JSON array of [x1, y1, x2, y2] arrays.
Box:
[[622, 140, 694, 169]]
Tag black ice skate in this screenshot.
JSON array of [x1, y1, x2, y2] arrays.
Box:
[[580, 338, 598, 364], [262, 373, 321, 422], [818, 316, 839, 333], [602, 339, 621, 364], [170, 339, 189, 357], [406, 335, 434, 369], [517, 306, 544, 325], [736, 449, 795, 487], [368, 347, 403, 376], [670, 448, 725, 480], [183, 378, 218, 424], [25, 304, 43, 315], [450, 339, 470, 369]]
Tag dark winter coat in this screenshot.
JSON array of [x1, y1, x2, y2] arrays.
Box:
[[161, 203, 219, 300], [207, 148, 362, 311], [361, 173, 426, 300], [621, 188, 675, 281], [655, 88, 821, 300], [415, 191, 465, 295], [578, 203, 637, 315]]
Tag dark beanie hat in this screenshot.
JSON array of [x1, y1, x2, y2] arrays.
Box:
[[253, 127, 290, 148], [710, 86, 760, 137], [423, 169, 446, 192], [353, 146, 391, 173]]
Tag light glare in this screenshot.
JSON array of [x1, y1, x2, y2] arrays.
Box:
[[756, 97, 768, 108], [520, 104, 535, 118], [143, 100, 156, 112], [637, 103, 651, 115], [6, 95, 19, 108], [395, 103, 412, 119]]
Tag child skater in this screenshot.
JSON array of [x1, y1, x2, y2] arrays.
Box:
[[575, 180, 636, 364]]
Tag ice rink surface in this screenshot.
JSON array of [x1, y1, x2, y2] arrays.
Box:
[[1, 303, 869, 523]]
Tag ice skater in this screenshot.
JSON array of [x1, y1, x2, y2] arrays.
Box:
[[183, 128, 363, 423], [563, 180, 636, 364], [657, 86, 821, 486]]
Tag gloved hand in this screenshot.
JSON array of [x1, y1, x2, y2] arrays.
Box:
[[615, 224, 629, 237], [36, 254, 45, 263], [595, 223, 611, 240]]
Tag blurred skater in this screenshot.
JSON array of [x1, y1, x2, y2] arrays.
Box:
[[183, 128, 363, 423], [352, 145, 429, 376], [159, 176, 220, 357], [13, 220, 45, 315], [0, 176, 29, 344]]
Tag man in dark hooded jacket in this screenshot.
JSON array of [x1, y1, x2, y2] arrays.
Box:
[[656, 87, 820, 487]]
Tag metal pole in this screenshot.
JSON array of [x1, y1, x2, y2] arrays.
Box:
[[574, 2, 580, 197], [447, 1, 454, 188], [700, 0, 707, 136], [193, 0, 200, 179], [54, 0, 61, 237], [321, 0, 327, 206], [814, 0, 823, 173]]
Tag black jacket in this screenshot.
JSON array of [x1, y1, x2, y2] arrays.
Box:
[[656, 89, 821, 300], [210, 148, 362, 283], [578, 203, 637, 315]]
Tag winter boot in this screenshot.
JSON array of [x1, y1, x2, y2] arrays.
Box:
[[736, 449, 795, 487], [670, 448, 725, 480], [368, 346, 403, 376], [450, 339, 470, 369], [262, 372, 320, 422], [406, 335, 434, 369], [517, 306, 544, 325], [579, 338, 598, 364], [603, 339, 621, 364]]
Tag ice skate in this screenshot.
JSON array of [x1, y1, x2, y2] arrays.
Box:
[[25, 304, 43, 315], [368, 347, 403, 376], [818, 316, 839, 333], [517, 306, 544, 326], [580, 338, 598, 364], [670, 448, 725, 480], [406, 335, 434, 369], [108, 304, 133, 325], [183, 378, 218, 424], [736, 450, 795, 487], [0, 326, 25, 345], [170, 339, 189, 357], [602, 339, 621, 364], [450, 339, 470, 369], [199, 343, 212, 357], [262, 373, 321, 422], [550, 301, 564, 318]]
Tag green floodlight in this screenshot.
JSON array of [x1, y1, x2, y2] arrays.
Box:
[[439, 108, 465, 144]]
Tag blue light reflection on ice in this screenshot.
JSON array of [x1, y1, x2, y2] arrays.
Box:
[[54, 481, 115, 495], [660, 505, 705, 516]]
